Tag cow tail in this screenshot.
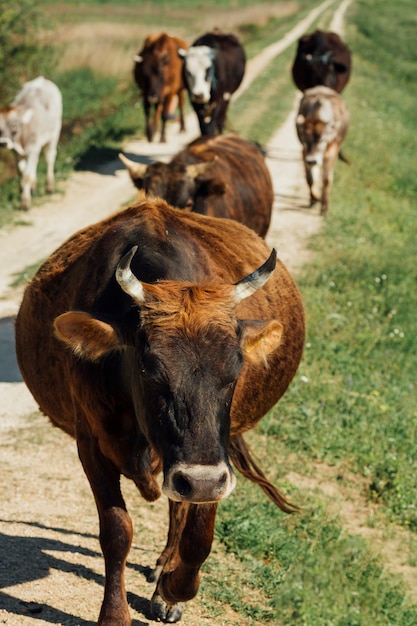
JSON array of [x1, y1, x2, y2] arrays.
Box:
[[338, 150, 351, 165], [229, 435, 300, 514]]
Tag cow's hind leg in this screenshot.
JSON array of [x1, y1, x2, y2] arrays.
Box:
[[19, 148, 41, 210], [77, 428, 133, 626], [44, 139, 58, 194], [151, 501, 217, 623]]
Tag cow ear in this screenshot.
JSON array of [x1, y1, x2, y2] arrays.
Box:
[[21, 108, 34, 124], [201, 178, 226, 196], [54, 311, 122, 361], [240, 320, 283, 365]]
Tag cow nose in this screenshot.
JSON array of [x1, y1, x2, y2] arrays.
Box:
[[163, 462, 236, 503], [191, 93, 207, 103], [305, 156, 318, 165]]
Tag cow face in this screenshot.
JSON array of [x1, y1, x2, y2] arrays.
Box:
[[119, 154, 220, 211], [134, 50, 171, 103], [182, 46, 216, 103], [0, 107, 30, 153], [54, 247, 283, 504], [296, 97, 336, 167]]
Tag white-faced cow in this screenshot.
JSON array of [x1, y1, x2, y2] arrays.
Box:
[[0, 76, 62, 210], [179, 29, 246, 136], [119, 133, 273, 237], [292, 30, 352, 94], [15, 198, 305, 624], [296, 85, 349, 214], [133, 32, 188, 142]]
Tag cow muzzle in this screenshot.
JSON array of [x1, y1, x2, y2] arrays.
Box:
[[305, 154, 323, 167], [162, 462, 236, 503]]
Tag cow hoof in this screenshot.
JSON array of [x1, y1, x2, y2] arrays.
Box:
[[150, 592, 184, 623]]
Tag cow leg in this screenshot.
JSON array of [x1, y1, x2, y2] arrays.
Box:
[[155, 102, 166, 143], [19, 148, 41, 210], [305, 162, 321, 206], [144, 101, 154, 142], [151, 501, 217, 623], [321, 146, 338, 215], [215, 100, 228, 135], [44, 139, 58, 193], [178, 90, 186, 132], [77, 428, 133, 626]]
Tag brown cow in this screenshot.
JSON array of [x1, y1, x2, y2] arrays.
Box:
[[292, 30, 352, 94], [296, 85, 349, 214], [119, 133, 273, 237], [15, 198, 305, 624], [133, 32, 187, 142]]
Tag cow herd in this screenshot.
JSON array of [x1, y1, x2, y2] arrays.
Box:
[[10, 26, 353, 626]]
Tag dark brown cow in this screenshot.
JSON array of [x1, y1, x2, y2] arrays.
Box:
[[179, 29, 246, 136], [292, 30, 352, 93], [133, 32, 188, 142], [119, 133, 273, 237], [15, 199, 305, 624]]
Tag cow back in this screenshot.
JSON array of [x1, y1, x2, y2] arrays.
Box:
[[176, 134, 273, 235]]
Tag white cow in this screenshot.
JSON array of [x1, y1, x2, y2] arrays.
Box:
[[0, 76, 62, 210], [296, 85, 349, 214]]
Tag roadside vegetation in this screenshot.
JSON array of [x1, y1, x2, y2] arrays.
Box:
[[1, 0, 416, 624]]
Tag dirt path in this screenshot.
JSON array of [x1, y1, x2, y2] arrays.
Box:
[[1, 3, 387, 625]]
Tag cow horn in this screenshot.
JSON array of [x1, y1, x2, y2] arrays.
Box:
[[116, 246, 145, 302], [186, 157, 218, 179], [234, 249, 277, 302], [133, 54, 143, 63], [119, 153, 148, 180]]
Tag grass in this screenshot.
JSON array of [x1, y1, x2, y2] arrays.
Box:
[[3, 0, 417, 623], [202, 0, 417, 621]]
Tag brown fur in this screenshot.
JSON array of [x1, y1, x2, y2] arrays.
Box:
[[15, 198, 305, 624], [134, 32, 188, 142]]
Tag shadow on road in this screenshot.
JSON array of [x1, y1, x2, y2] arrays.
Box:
[[0, 316, 22, 382], [0, 520, 152, 625]]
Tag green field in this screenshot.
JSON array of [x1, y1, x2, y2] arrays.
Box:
[[1, 0, 416, 623]]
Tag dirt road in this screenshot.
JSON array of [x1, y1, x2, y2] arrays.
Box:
[[0, 2, 352, 624]]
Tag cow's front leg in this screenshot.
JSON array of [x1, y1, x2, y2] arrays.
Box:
[[151, 501, 217, 623], [77, 431, 133, 626], [144, 101, 154, 142], [321, 147, 338, 215], [18, 149, 40, 210], [304, 160, 321, 207]]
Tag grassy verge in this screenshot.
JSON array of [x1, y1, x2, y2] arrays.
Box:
[[205, 0, 417, 623]]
